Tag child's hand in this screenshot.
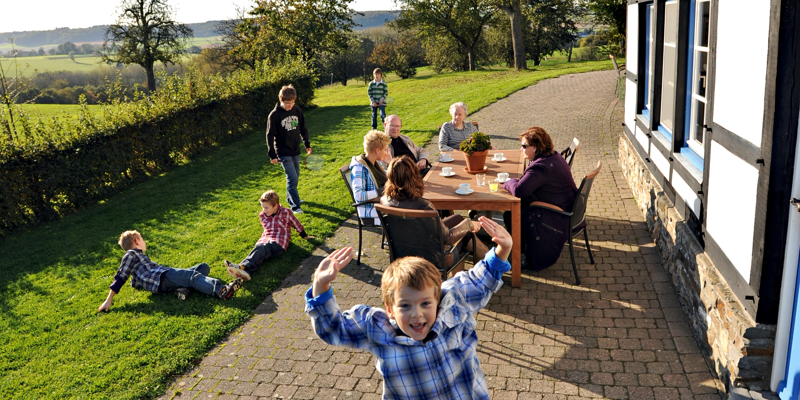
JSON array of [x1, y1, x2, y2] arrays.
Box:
[[372, 102, 378, 107], [313, 247, 354, 296], [470, 220, 482, 233], [305, 235, 316, 240], [98, 299, 112, 313], [478, 216, 512, 261], [306, 147, 312, 155], [270, 158, 279, 164]]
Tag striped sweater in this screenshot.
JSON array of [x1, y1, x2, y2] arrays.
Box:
[[367, 80, 388, 104]]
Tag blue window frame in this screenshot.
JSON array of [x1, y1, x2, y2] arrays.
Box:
[[681, 0, 710, 170], [642, 3, 654, 120]]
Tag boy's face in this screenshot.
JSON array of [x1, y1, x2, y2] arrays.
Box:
[[374, 72, 382, 81], [280, 99, 295, 111], [385, 284, 439, 341], [261, 200, 278, 215], [132, 234, 146, 252]]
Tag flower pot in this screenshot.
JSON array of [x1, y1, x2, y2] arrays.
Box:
[[463, 150, 489, 172]]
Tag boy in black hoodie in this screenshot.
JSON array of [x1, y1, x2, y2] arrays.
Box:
[[267, 85, 312, 214]]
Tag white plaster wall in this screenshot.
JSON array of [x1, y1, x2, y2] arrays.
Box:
[[627, 4, 639, 74], [706, 141, 758, 281], [635, 124, 650, 151], [651, 148, 670, 178], [672, 172, 702, 216], [626, 80, 638, 129], [712, 0, 770, 147]]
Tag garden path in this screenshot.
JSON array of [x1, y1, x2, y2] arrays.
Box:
[[158, 69, 726, 400]]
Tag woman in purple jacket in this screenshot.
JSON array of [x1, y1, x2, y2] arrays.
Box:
[[503, 127, 578, 271]]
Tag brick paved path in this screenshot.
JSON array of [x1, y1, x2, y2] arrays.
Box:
[[159, 70, 725, 400]]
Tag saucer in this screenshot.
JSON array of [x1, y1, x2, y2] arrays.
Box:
[[455, 188, 474, 195], [494, 178, 509, 183], [439, 171, 456, 177], [492, 157, 508, 162], [439, 157, 454, 163], [464, 166, 488, 174]]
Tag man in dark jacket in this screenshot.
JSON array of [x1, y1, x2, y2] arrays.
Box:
[[267, 85, 312, 214]]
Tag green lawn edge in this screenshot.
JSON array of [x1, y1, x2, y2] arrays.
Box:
[[0, 59, 612, 399]]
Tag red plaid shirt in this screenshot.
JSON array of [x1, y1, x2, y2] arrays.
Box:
[[257, 205, 307, 250]]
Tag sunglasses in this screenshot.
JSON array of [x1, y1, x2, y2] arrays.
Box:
[[520, 144, 530, 149]]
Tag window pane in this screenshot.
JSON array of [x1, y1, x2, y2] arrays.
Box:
[[695, 51, 708, 98], [661, 45, 676, 130], [698, 1, 710, 47], [660, 1, 679, 131], [693, 99, 706, 144]]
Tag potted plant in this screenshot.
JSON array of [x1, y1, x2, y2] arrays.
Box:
[[459, 131, 492, 172]]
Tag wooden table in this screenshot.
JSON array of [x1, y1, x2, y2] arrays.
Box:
[[423, 150, 525, 287]]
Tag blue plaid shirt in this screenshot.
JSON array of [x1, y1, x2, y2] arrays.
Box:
[[109, 249, 171, 294], [305, 248, 510, 400]]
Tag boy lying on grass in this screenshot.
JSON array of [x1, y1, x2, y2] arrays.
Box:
[[304, 216, 511, 399], [98, 230, 243, 312]]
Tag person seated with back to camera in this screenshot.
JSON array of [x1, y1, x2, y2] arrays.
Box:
[[502, 126, 579, 271], [349, 130, 392, 226], [381, 155, 489, 264]]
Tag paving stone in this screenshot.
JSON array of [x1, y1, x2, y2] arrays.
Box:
[[158, 70, 725, 400]]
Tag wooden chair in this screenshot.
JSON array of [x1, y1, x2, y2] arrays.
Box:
[[560, 137, 580, 168], [375, 204, 475, 280], [610, 55, 625, 95], [524, 161, 602, 285], [339, 164, 384, 265]]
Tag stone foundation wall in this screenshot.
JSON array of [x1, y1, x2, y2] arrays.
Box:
[[617, 134, 770, 391]]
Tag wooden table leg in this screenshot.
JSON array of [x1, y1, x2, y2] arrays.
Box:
[[511, 202, 521, 287]]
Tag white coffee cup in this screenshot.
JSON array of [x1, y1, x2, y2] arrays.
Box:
[[498, 172, 509, 182], [442, 166, 453, 175], [459, 183, 471, 192], [441, 153, 452, 161], [494, 152, 504, 160]]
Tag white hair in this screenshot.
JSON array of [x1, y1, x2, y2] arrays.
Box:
[[449, 102, 468, 116]]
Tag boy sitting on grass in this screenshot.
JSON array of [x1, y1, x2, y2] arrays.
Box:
[[304, 216, 511, 399], [225, 190, 314, 281], [98, 230, 243, 312]]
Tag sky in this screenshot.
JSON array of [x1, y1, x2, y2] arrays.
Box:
[[2, 0, 396, 33]]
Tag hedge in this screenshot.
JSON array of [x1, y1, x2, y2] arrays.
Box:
[[0, 60, 317, 235]]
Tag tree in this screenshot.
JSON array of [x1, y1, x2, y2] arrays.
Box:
[[369, 30, 423, 79], [524, 0, 578, 65], [100, 0, 193, 91], [494, 0, 526, 70], [68, 51, 76, 62], [394, 0, 497, 71], [581, 0, 625, 53], [38, 47, 45, 56], [57, 42, 77, 55], [227, 0, 357, 69], [80, 43, 95, 55]]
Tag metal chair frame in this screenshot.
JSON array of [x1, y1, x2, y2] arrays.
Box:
[[527, 161, 602, 285], [339, 164, 385, 265]]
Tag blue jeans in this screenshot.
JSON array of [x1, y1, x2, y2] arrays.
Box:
[[279, 155, 301, 211], [240, 242, 285, 274], [371, 105, 386, 129], [159, 263, 225, 298]]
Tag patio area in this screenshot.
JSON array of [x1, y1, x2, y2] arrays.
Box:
[[158, 69, 726, 400]]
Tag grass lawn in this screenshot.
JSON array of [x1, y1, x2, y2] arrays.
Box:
[[0, 58, 613, 399]]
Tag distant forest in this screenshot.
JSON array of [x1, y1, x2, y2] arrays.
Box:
[[0, 11, 399, 49]]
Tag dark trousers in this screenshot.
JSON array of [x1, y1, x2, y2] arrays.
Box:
[[240, 242, 285, 274]]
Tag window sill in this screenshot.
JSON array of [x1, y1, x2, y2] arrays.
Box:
[[674, 151, 703, 183]]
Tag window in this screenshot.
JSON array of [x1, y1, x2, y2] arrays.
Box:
[[642, 3, 655, 120], [683, 0, 710, 166], [658, 0, 679, 141]]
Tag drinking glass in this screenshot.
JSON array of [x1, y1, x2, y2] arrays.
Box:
[[489, 182, 499, 192], [476, 173, 486, 186]]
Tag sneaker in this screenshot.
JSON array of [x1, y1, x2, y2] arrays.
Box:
[[225, 260, 251, 281], [292, 208, 304, 214], [174, 288, 190, 300], [299, 199, 305, 204], [219, 278, 244, 300]]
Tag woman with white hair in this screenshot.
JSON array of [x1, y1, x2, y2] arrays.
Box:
[[438, 102, 478, 152]]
